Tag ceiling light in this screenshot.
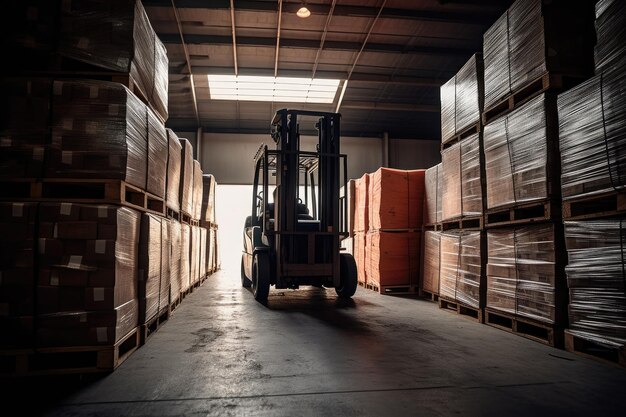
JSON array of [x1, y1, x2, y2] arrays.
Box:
[[296, 2, 311, 18], [207, 74, 341, 104]]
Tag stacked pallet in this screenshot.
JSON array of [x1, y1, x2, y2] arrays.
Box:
[[200, 174, 220, 274], [352, 168, 425, 294], [557, 2, 626, 366], [0, 2, 220, 376]]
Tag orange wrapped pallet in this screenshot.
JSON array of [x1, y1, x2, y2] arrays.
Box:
[[365, 230, 420, 293], [368, 168, 425, 231], [354, 232, 367, 286], [354, 174, 369, 233]]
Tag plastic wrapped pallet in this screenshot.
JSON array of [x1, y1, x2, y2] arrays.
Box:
[[594, 0, 626, 73], [147, 108, 168, 198], [558, 66, 626, 199], [484, 93, 557, 209], [192, 161, 203, 221], [0, 78, 50, 178], [346, 179, 356, 236], [422, 231, 441, 296], [201, 174, 217, 226], [366, 231, 420, 289], [354, 174, 369, 232], [354, 232, 367, 285], [440, 231, 482, 308], [424, 164, 442, 225], [442, 133, 483, 220], [0, 202, 37, 348], [48, 79, 148, 189], [483, 0, 595, 109], [564, 220, 626, 346], [199, 227, 207, 280], [369, 168, 425, 230], [487, 223, 561, 324], [169, 220, 182, 303], [59, 0, 169, 121], [180, 223, 191, 292], [139, 213, 162, 324], [166, 129, 182, 212], [36, 203, 140, 347], [440, 54, 484, 143], [179, 139, 194, 216], [159, 218, 170, 314], [208, 227, 215, 274], [37, 299, 138, 347]]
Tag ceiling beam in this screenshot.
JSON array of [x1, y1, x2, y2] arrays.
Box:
[[274, 0, 282, 77], [312, 0, 338, 78], [157, 33, 476, 56], [171, 0, 199, 126], [340, 101, 440, 112], [229, 0, 238, 75], [143, 0, 500, 25]]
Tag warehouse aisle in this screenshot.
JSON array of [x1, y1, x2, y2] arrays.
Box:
[[20, 260, 626, 416]]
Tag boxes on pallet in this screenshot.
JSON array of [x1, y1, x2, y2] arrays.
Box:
[[484, 93, 558, 209], [147, 109, 168, 198], [594, 0, 626, 73], [166, 129, 182, 212], [424, 164, 442, 225], [179, 139, 194, 217], [192, 161, 203, 221], [36, 203, 140, 347], [486, 223, 563, 324], [483, 0, 595, 109], [169, 221, 182, 302], [0, 79, 50, 178], [189, 226, 198, 286], [0, 202, 37, 348], [200, 174, 217, 226], [422, 231, 441, 295], [138, 213, 170, 325], [199, 227, 207, 279], [346, 179, 356, 237], [558, 65, 626, 199], [440, 54, 484, 142], [48, 80, 148, 189], [354, 174, 369, 233], [208, 227, 216, 273], [368, 167, 425, 230], [180, 223, 190, 292], [160, 218, 171, 313], [8, 0, 169, 121], [564, 220, 626, 346], [442, 133, 483, 220], [440, 231, 483, 308], [365, 231, 420, 289]]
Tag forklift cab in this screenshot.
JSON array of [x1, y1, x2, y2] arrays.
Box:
[[241, 109, 357, 302]]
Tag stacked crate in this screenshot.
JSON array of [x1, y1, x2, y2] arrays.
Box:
[[481, 0, 596, 347], [0, 1, 219, 376], [353, 174, 370, 286], [434, 54, 486, 320], [420, 165, 442, 300], [363, 168, 425, 294], [558, 0, 626, 365], [200, 174, 219, 274]]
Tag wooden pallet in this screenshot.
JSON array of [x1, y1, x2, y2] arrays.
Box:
[[140, 307, 171, 345], [365, 282, 419, 295], [0, 178, 165, 216], [482, 72, 585, 125], [166, 207, 181, 221], [485, 200, 559, 228], [484, 308, 562, 347], [423, 223, 442, 232], [441, 215, 483, 231], [564, 330, 626, 368], [0, 327, 140, 376], [170, 294, 182, 312], [438, 297, 483, 323], [441, 122, 481, 150], [562, 191, 626, 220], [419, 289, 439, 302]]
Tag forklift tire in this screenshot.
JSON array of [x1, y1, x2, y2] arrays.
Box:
[[252, 252, 270, 302], [241, 255, 251, 288], [336, 253, 358, 298]]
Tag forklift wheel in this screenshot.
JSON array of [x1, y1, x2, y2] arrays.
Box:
[[252, 252, 270, 302], [241, 255, 251, 288], [336, 253, 358, 298]]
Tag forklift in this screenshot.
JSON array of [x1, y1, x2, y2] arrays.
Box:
[[241, 109, 357, 303]]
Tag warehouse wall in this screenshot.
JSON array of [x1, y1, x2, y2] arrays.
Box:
[[389, 139, 441, 170], [197, 133, 385, 184]]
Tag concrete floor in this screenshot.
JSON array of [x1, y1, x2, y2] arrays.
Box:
[[4, 261, 626, 417]]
